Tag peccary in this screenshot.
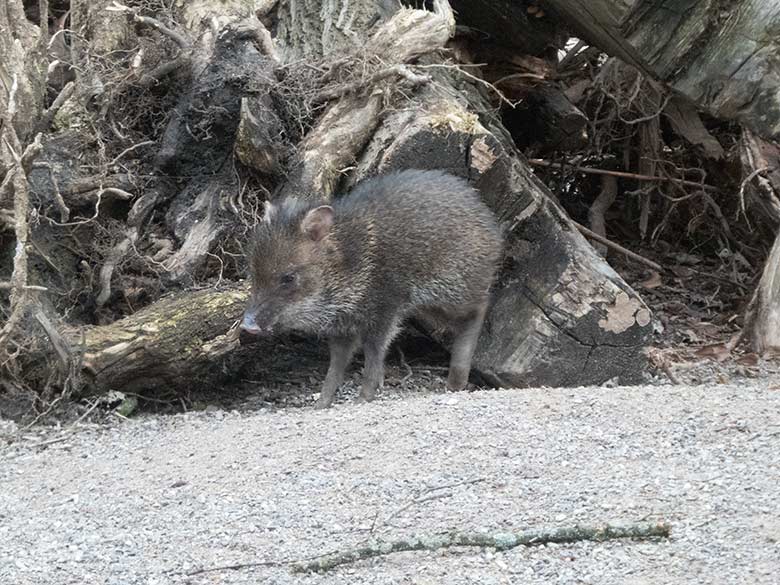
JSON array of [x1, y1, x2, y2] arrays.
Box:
[[241, 169, 503, 408]]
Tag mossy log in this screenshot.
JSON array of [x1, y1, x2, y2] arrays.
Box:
[[78, 285, 248, 394]]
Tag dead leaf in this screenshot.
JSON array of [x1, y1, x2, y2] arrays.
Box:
[[671, 266, 694, 278], [725, 333, 741, 351], [695, 343, 731, 362], [640, 271, 663, 289], [673, 253, 702, 266], [736, 353, 759, 366]]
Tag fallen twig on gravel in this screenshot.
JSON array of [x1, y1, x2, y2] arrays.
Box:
[[181, 518, 669, 576], [292, 521, 671, 573], [368, 477, 487, 534]]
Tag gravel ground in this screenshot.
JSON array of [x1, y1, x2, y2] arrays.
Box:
[[2, 383, 780, 585]]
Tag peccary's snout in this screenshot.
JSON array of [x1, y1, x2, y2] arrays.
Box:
[[240, 311, 262, 335], [240, 304, 275, 336]]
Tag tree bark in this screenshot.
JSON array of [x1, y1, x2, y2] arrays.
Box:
[[741, 130, 780, 353], [545, 0, 780, 142], [0, 0, 46, 168], [78, 286, 248, 394], [1, 1, 47, 371]]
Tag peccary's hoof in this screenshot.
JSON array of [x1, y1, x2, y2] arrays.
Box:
[[446, 378, 468, 391], [313, 397, 333, 410], [354, 391, 376, 404]]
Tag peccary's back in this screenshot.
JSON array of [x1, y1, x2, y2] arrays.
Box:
[[333, 170, 503, 308]]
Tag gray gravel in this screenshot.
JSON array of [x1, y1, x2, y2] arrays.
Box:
[[2, 383, 780, 584]]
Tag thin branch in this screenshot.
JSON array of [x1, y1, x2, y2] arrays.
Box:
[[0, 283, 47, 291], [528, 159, 721, 192], [33, 307, 73, 369], [416, 63, 517, 108], [315, 65, 430, 102], [107, 2, 190, 49], [494, 72, 547, 85], [185, 559, 286, 576], [587, 174, 618, 257], [37, 0, 50, 49], [573, 221, 664, 273], [100, 187, 135, 200], [35, 81, 76, 134], [110, 140, 155, 166], [44, 190, 105, 227], [139, 54, 191, 87], [371, 492, 451, 533], [292, 521, 671, 573]]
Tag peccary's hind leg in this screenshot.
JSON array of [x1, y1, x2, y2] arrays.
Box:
[[357, 317, 402, 403], [447, 303, 488, 390], [315, 334, 359, 409]]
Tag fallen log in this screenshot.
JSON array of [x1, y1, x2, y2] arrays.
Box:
[[78, 285, 248, 394]]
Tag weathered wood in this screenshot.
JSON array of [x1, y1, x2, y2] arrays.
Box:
[[0, 0, 47, 364], [276, 0, 396, 60], [588, 175, 618, 257], [748, 233, 780, 354], [79, 285, 248, 394], [741, 130, 780, 353], [0, 0, 47, 169], [545, 0, 780, 141], [135, 9, 277, 284], [277, 1, 455, 201]]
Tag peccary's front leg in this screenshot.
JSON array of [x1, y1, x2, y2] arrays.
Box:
[[315, 335, 359, 409], [447, 302, 488, 390], [357, 318, 402, 403]]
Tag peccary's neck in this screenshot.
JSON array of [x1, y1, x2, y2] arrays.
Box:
[[321, 216, 377, 316]]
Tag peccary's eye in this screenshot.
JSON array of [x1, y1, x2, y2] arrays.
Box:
[[280, 272, 295, 286]]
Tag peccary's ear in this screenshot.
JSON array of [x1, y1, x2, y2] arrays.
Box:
[[301, 206, 334, 241], [263, 200, 276, 224]]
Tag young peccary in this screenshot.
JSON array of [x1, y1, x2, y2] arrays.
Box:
[[241, 169, 503, 408]]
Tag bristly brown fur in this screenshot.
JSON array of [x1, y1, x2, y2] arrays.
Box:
[[243, 169, 503, 407]]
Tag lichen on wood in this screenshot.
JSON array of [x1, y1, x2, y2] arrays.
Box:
[[292, 521, 671, 573]]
